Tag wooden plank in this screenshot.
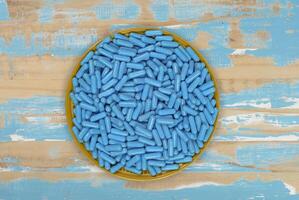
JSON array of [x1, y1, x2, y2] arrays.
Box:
[[0, 0, 299, 199]]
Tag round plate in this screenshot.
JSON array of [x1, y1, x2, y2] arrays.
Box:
[[65, 28, 220, 181]]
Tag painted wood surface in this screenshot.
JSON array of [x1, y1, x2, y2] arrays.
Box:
[[0, 0, 299, 199]]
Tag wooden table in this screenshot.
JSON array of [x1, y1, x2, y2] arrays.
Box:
[[0, 0, 299, 199]]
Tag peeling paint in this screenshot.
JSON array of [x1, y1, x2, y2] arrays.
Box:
[[222, 81, 299, 109], [0, 0, 9, 20], [94, 0, 139, 20], [1, 0, 299, 197], [240, 0, 299, 66], [0, 179, 298, 200], [38, 7, 54, 23]]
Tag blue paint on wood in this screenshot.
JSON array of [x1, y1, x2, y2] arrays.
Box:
[[38, 7, 54, 23], [222, 81, 299, 109], [215, 133, 299, 142], [0, 113, 69, 141], [236, 143, 299, 168], [264, 115, 299, 127], [190, 143, 299, 172], [0, 96, 71, 141], [0, 156, 18, 163], [151, 0, 169, 22], [0, 0, 9, 20], [94, 0, 139, 20], [240, 0, 299, 66], [0, 96, 64, 115], [150, 0, 232, 22], [0, 32, 98, 57], [221, 113, 299, 129], [186, 163, 270, 172], [0, 179, 297, 200], [187, 151, 270, 172]]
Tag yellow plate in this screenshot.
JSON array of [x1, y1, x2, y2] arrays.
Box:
[[65, 28, 220, 181]]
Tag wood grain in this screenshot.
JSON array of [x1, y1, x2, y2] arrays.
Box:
[[0, 0, 299, 199]]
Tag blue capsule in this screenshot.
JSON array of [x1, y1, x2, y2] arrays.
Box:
[[105, 144, 122, 152], [156, 117, 176, 125], [148, 160, 165, 167], [110, 162, 125, 173], [98, 88, 115, 99], [160, 41, 179, 47], [186, 47, 200, 62], [181, 63, 189, 80], [144, 77, 161, 87], [111, 105, 125, 120], [179, 46, 191, 61], [127, 148, 145, 156], [129, 32, 142, 38], [95, 56, 113, 69], [154, 91, 169, 101], [147, 60, 159, 72], [129, 36, 146, 47], [155, 46, 172, 55], [188, 116, 197, 135], [138, 45, 155, 53], [175, 156, 192, 163], [114, 33, 129, 40], [78, 78, 91, 92], [144, 152, 162, 160], [138, 136, 155, 146], [181, 81, 188, 100], [101, 71, 113, 84], [135, 126, 152, 139], [176, 128, 189, 144], [174, 48, 188, 62], [125, 166, 141, 174], [114, 54, 131, 62], [98, 48, 114, 59], [150, 52, 166, 60], [126, 155, 140, 167], [99, 152, 116, 165], [202, 87, 215, 96], [133, 52, 150, 63], [102, 43, 118, 53], [80, 102, 97, 112], [141, 36, 156, 44], [204, 125, 214, 142], [132, 103, 143, 120], [182, 105, 197, 116], [102, 78, 118, 91], [158, 108, 175, 116], [127, 141, 144, 148], [113, 39, 133, 48], [186, 70, 201, 84], [90, 112, 106, 122], [162, 164, 179, 171], [110, 128, 128, 136], [145, 30, 163, 36], [108, 134, 126, 142], [198, 124, 208, 141], [118, 47, 137, 57], [96, 37, 111, 49], [155, 35, 173, 41], [81, 51, 94, 65]]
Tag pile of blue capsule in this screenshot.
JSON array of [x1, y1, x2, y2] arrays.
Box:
[[70, 30, 218, 176]]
